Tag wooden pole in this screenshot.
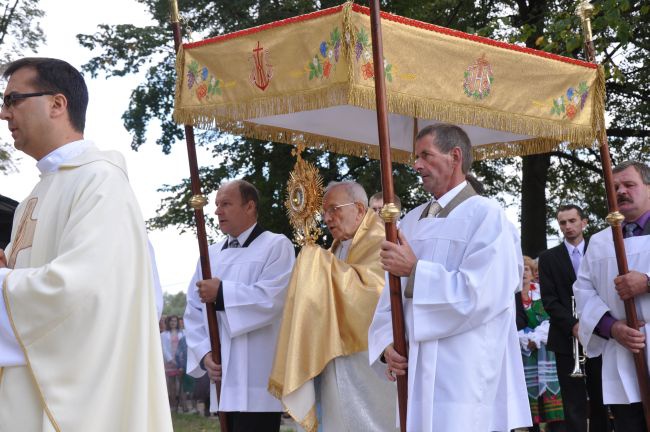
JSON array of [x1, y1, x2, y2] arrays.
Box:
[[368, 1, 408, 430], [576, 2, 650, 428], [169, 2, 229, 431]]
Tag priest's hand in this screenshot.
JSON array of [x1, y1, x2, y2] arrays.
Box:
[[203, 352, 222, 382], [380, 230, 417, 277], [0, 249, 6, 268], [196, 278, 221, 303], [383, 344, 407, 382], [611, 319, 646, 353], [614, 271, 649, 300]]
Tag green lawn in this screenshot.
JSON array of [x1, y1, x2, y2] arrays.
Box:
[[172, 413, 216, 432], [171, 412, 298, 432]]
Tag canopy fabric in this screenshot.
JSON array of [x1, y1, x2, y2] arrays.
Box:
[[173, 2, 605, 162]]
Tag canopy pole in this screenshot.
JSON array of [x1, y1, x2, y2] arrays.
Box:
[[577, 2, 650, 428], [169, 2, 229, 431], [368, 1, 408, 431]]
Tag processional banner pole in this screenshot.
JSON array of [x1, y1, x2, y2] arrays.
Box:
[[368, 1, 408, 430], [169, 2, 229, 431], [576, 2, 650, 428]]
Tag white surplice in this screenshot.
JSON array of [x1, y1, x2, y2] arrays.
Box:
[[184, 229, 295, 412], [574, 227, 650, 404], [368, 194, 531, 431], [0, 141, 171, 432]]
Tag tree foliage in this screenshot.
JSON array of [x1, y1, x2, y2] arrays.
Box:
[[79, 0, 649, 252], [163, 291, 187, 317], [0, 0, 46, 174]]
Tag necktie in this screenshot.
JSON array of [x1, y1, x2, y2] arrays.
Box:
[[623, 222, 638, 239], [228, 238, 240, 248], [570, 247, 581, 275], [427, 200, 443, 218]]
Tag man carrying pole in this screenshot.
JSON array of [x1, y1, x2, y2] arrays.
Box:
[[184, 179, 295, 432], [368, 124, 531, 431], [574, 160, 650, 431]]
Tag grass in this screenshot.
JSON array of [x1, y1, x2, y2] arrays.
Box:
[[171, 412, 298, 432], [172, 413, 216, 432]]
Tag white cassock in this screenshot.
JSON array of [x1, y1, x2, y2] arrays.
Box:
[[184, 226, 295, 412], [0, 140, 172, 432], [574, 227, 650, 404], [368, 191, 531, 431]]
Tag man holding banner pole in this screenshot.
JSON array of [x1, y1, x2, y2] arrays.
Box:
[[369, 124, 530, 431]]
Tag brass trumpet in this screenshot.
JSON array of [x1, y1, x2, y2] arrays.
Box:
[[570, 295, 586, 378]]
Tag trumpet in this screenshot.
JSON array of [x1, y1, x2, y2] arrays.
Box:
[[569, 295, 586, 378]]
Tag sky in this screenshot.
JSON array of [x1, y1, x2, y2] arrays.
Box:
[[1, 0, 216, 294]]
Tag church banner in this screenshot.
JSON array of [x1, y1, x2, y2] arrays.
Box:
[[173, 2, 604, 162]]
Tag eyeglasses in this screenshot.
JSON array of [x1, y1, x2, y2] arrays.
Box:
[[2, 91, 57, 109], [322, 202, 356, 217]]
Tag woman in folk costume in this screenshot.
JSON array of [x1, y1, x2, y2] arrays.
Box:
[[516, 255, 566, 431]]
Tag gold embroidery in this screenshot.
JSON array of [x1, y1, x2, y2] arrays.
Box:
[[8, 198, 38, 269]]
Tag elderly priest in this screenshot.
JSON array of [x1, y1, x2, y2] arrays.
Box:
[[269, 181, 397, 432]]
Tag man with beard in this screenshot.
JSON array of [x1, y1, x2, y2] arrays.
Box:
[[574, 160, 650, 431]]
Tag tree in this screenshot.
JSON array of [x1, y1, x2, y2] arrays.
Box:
[[163, 291, 187, 316], [78, 0, 649, 252], [0, 0, 46, 174]]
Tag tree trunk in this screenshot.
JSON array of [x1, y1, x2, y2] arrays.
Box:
[[521, 153, 550, 258]]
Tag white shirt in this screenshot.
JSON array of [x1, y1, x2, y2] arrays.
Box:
[[228, 223, 256, 247], [564, 239, 585, 257]]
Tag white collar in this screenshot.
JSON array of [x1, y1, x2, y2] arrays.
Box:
[[335, 238, 353, 260], [432, 180, 468, 208], [36, 139, 93, 174], [564, 239, 585, 256], [229, 223, 256, 246]]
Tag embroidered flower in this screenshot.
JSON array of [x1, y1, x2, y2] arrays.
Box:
[[196, 83, 208, 101], [313, 56, 319, 67], [550, 82, 589, 120], [334, 40, 341, 62], [187, 71, 196, 89], [320, 41, 327, 57], [566, 87, 574, 100], [566, 103, 577, 120], [201, 67, 209, 81], [362, 62, 374, 79], [363, 50, 371, 62], [323, 60, 332, 78]]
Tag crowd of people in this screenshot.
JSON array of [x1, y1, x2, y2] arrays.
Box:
[[0, 56, 648, 432]]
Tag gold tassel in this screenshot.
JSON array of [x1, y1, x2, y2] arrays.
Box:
[[172, 44, 186, 125]]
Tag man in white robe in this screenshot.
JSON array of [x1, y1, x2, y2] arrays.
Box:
[[0, 57, 171, 431], [574, 160, 650, 431], [184, 179, 295, 432], [368, 123, 531, 431]]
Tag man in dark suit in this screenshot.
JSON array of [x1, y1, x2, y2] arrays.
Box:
[[539, 204, 609, 432]]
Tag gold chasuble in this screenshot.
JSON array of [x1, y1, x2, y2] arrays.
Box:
[[269, 210, 385, 431]]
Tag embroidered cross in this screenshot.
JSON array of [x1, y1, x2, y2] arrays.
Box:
[[8, 197, 38, 268]]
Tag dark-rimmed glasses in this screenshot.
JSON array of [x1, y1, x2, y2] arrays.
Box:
[[2, 91, 57, 109]]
